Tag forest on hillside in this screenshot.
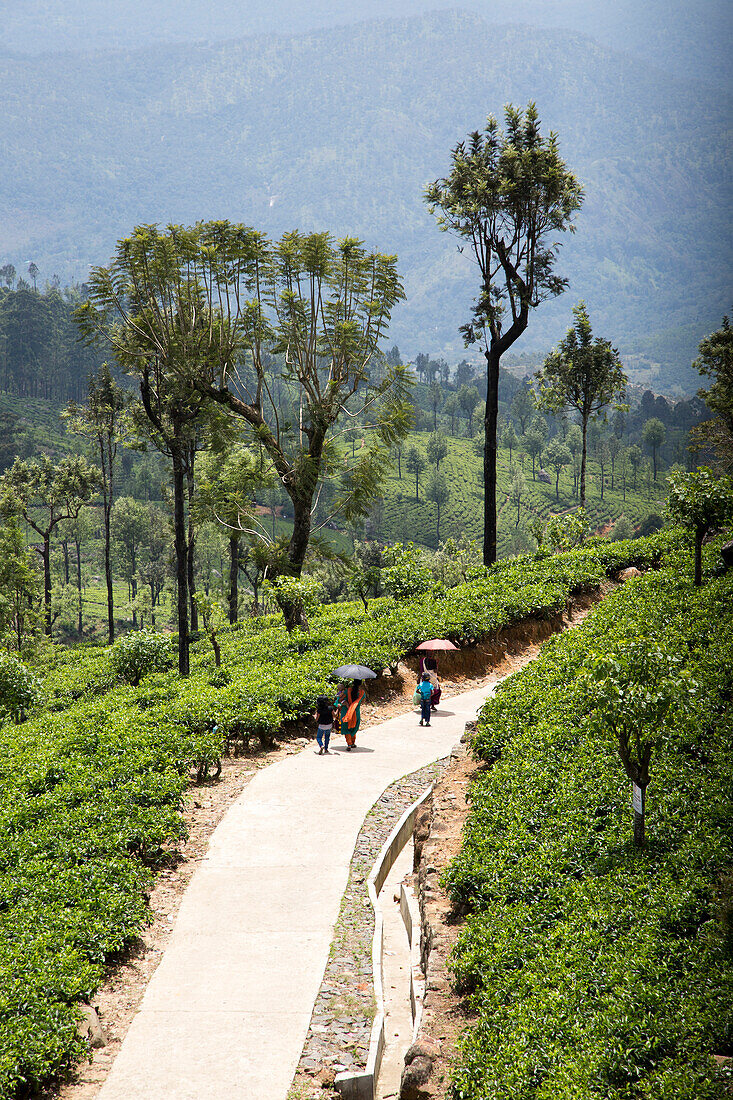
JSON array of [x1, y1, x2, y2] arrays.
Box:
[[2, 11, 730, 388], [0, 272, 717, 647]]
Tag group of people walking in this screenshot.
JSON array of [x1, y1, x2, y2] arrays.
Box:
[[315, 679, 364, 754], [314, 656, 442, 751]]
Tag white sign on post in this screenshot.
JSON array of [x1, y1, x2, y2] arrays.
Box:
[[632, 783, 643, 814]]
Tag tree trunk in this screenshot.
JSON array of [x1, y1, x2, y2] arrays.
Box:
[[42, 536, 52, 636], [556, 471, 560, 500], [62, 539, 70, 585], [131, 575, 138, 629], [652, 447, 658, 481], [75, 536, 83, 634], [104, 500, 114, 643], [482, 347, 500, 566], [694, 526, 704, 586], [599, 467, 605, 500], [187, 459, 198, 633], [172, 449, 190, 675], [580, 416, 588, 509], [633, 785, 646, 848], [279, 495, 312, 631], [228, 535, 239, 623]]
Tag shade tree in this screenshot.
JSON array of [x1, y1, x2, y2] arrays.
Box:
[[545, 437, 571, 500], [667, 467, 733, 585], [426, 103, 583, 564], [536, 302, 626, 508], [0, 455, 99, 635], [64, 362, 128, 642], [426, 470, 450, 542], [426, 431, 448, 469], [642, 417, 666, 480]]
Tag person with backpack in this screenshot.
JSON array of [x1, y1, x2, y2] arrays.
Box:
[[417, 672, 433, 727]]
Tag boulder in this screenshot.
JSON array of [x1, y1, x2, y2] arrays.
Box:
[[400, 1038, 441, 1098], [77, 1004, 107, 1050]]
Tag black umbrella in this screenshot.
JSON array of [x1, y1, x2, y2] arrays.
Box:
[[331, 664, 377, 680]]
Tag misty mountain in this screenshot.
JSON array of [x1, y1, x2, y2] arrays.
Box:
[[2, 0, 730, 89], [1, 10, 731, 390]]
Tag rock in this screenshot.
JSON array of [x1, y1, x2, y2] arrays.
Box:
[[318, 1065, 337, 1087], [77, 1004, 107, 1050], [401, 1050, 438, 1098], [406, 1038, 440, 1062], [619, 566, 642, 581], [721, 540, 733, 569]]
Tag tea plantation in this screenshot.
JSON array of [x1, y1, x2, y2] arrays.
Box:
[[446, 536, 732, 1099], [381, 433, 661, 554], [0, 535, 668, 1097]]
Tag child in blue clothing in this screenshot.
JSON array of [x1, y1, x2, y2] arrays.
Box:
[[417, 673, 433, 727]]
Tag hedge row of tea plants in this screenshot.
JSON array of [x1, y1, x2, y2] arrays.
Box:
[[0, 534, 666, 1096], [445, 539, 733, 1099]]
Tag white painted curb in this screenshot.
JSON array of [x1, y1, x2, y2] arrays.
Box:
[[334, 785, 432, 1100]]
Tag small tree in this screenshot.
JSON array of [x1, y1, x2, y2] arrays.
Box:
[[522, 425, 545, 480], [667, 467, 733, 585], [426, 431, 448, 469], [458, 384, 481, 436], [405, 446, 426, 501], [0, 652, 42, 724], [510, 384, 535, 434], [608, 433, 621, 490], [428, 381, 442, 430], [545, 438, 571, 500], [444, 394, 458, 436], [536, 303, 626, 508], [500, 420, 517, 464], [426, 470, 450, 542], [111, 496, 149, 628], [508, 466, 526, 527], [587, 644, 692, 847], [426, 103, 583, 565], [64, 363, 128, 643], [0, 456, 99, 634], [194, 591, 226, 667], [693, 314, 733, 470], [627, 443, 642, 490], [0, 518, 41, 651], [642, 417, 666, 481]]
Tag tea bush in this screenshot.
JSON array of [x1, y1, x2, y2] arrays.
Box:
[[0, 531, 669, 1096], [445, 540, 733, 1100]]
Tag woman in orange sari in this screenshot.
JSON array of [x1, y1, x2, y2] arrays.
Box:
[[341, 678, 364, 750]]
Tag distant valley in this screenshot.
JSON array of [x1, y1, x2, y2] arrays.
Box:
[[1, 9, 731, 391]]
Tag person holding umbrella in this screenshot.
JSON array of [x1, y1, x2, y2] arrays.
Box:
[[416, 639, 457, 711], [332, 665, 376, 751]]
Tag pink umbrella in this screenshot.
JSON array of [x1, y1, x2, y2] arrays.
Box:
[[416, 639, 458, 651]]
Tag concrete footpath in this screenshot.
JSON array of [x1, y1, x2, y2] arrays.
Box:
[[97, 685, 495, 1100]]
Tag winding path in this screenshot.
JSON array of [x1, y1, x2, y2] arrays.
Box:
[[96, 684, 496, 1100]]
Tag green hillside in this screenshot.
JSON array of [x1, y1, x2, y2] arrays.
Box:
[[2, 11, 730, 389], [377, 432, 662, 556]]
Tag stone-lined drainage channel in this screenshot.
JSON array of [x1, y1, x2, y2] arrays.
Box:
[[288, 759, 449, 1099]]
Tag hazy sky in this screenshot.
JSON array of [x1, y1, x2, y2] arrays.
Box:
[[2, 0, 730, 86]]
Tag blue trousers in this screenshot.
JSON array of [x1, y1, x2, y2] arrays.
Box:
[[316, 725, 331, 750], [420, 698, 431, 723]]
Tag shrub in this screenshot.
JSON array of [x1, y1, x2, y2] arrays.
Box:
[[0, 651, 42, 722], [110, 630, 175, 685]]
